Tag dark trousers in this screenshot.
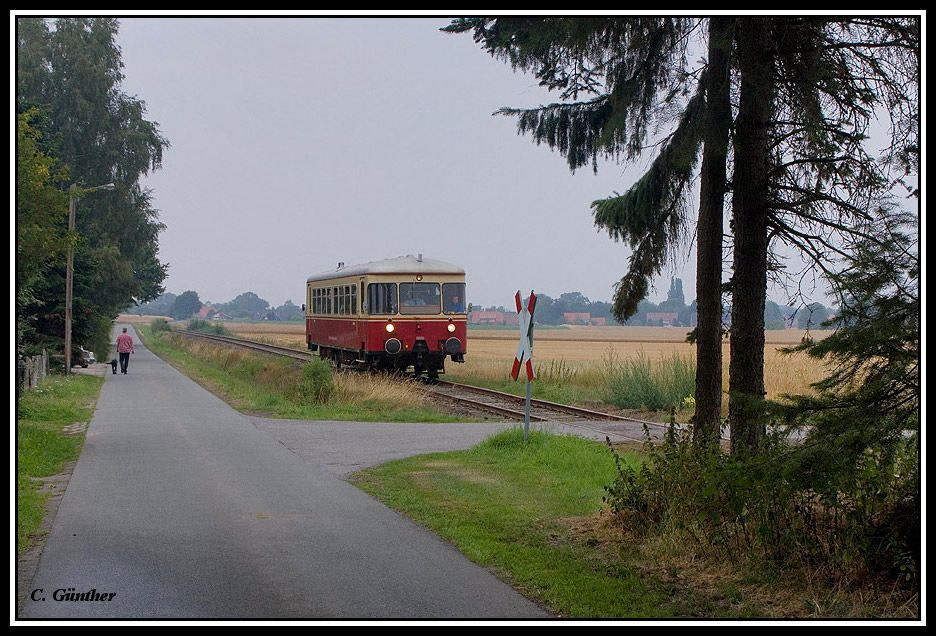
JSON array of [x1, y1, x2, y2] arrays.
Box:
[[119, 352, 130, 373]]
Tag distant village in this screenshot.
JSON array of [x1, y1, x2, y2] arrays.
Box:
[[132, 277, 835, 330]]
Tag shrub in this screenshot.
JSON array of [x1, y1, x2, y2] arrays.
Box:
[[299, 359, 335, 404], [186, 317, 231, 336], [603, 413, 920, 591], [150, 317, 171, 333]]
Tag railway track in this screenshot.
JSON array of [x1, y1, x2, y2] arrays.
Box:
[[171, 329, 676, 443], [173, 329, 314, 362]]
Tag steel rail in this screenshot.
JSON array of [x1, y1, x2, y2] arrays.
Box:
[[432, 380, 665, 429], [169, 329, 682, 443], [172, 329, 313, 361]]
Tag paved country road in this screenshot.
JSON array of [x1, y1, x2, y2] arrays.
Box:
[[17, 325, 552, 620]]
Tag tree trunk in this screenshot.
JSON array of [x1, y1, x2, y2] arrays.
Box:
[[729, 19, 773, 456], [692, 17, 734, 445]]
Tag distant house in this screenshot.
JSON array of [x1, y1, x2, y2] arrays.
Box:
[[197, 305, 217, 320], [469, 310, 519, 326], [562, 313, 605, 326], [646, 312, 679, 327], [211, 312, 232, 321]]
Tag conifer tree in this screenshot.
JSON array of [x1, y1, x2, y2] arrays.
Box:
[[445, 16, 919, 455]]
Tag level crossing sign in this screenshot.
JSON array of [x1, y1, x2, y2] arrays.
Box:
[[511, 291, 536, 382]]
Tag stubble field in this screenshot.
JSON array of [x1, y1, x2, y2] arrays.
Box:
[[217, 321, 831, 403]]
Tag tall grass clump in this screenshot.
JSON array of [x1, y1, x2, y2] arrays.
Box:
[[602, 349, 695, 411], [186, 317, 232, 336], [299, 358, 335, 403]]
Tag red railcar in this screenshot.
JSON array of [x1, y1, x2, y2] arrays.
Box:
[[305, 255, 467, 378]]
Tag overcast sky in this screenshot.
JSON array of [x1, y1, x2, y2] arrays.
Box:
[[110, 15, 710, 310]]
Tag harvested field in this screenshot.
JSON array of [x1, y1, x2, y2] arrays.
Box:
[[211, 321, 831, 402]]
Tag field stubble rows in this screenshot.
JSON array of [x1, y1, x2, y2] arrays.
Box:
[[217, 322, 831, 401]]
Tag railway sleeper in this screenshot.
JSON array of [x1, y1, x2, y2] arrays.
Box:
[[318, 346, 446, 379]]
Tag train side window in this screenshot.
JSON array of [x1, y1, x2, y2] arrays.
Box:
[[351, 285, 357, 314], [443, 283, 466, 314], [367, 283, 397, 315]]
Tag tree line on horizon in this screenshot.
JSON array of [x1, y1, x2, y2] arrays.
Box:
[[479, 277, 837, 330], [131, 290, 303, 322]]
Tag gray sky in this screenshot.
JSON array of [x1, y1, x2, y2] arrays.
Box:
[[113, 15, 700, 310]]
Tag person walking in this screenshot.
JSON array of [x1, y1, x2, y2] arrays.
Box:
[[116, 327, 134, 374]]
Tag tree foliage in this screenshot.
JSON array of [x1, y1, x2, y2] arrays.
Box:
[[16, 110, 69, 349], [170, 291, 202, 321], [445, 17, 701, 320], [776, 210, 919, 487], [16, 17, 169, 357]]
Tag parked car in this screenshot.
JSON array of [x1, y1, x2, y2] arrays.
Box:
[[75, 346, 95, 367]]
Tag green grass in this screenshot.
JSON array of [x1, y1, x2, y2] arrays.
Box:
[[602, 350, 696, 411], [352, 428, 742, 618], [139, 324, 473, 423], [16, 374, 102, 554], [445, 359, 602, 407]]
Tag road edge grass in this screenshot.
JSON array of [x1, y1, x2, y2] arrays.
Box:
[[137, 324, 476, 423], [16, 373, 103, 556], [349, 427, 763, 619]]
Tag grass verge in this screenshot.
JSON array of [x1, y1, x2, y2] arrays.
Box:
[[139, 324, 473, 423], [351, 428, 764, 618], [16, 374, 102, 554]]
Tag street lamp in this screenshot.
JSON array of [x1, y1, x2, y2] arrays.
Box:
[[64, 182, 115, 375]]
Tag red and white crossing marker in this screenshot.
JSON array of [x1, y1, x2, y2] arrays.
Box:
[[511, 290, 536, 381]]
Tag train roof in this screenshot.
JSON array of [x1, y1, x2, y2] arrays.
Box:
[[307, 254, 465, 283]]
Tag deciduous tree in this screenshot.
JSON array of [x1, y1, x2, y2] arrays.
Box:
[[17, 17, 169, 356]]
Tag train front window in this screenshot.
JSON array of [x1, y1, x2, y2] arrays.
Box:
[[443, 283, 466, 314], [368, 283, 397, 315], [400, 283, 441, 315]]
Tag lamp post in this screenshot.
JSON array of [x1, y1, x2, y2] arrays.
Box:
[[64, 182, 114, 375]]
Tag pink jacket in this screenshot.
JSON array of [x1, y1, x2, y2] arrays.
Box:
[[116, 333, 134, 354]]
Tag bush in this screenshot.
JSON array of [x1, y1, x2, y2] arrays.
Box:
[[186, 317, 231, 336], [603, 415, 920, 590], [150, 317, 172, 333], [299, 359, 335, 404]]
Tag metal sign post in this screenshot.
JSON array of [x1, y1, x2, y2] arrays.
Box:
[[511, 291, 536, 441]]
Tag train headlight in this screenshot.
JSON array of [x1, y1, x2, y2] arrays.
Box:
[[386, 321, 395, 333], [447, 323, 456, 333]]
